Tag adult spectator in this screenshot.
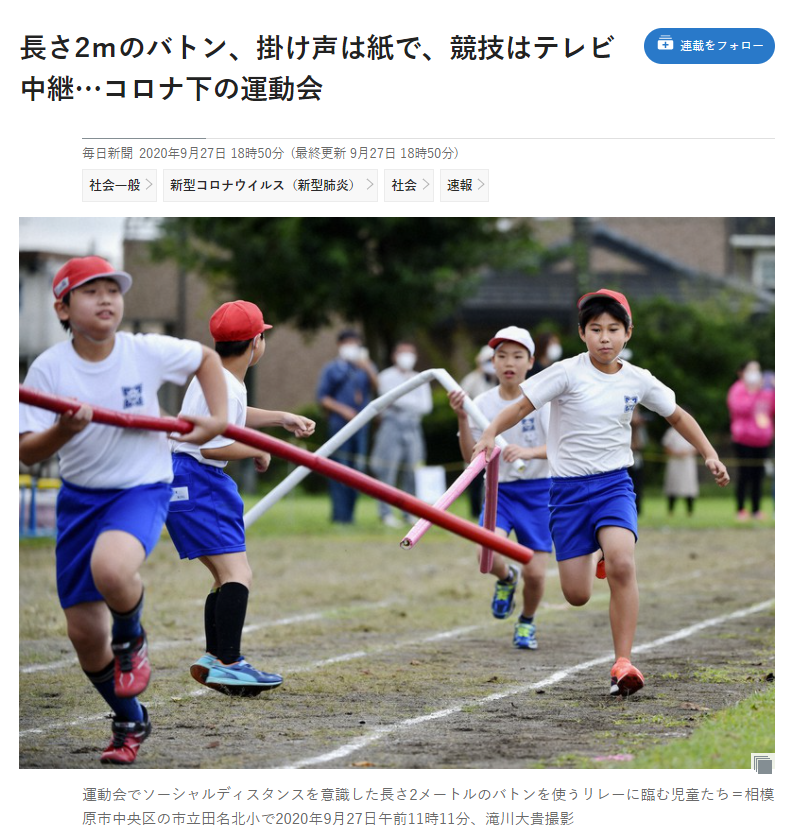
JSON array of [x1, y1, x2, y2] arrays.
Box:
[[316, 330, 378, 524], [370, 341, 433, 528], [727, 360, 775, 520]]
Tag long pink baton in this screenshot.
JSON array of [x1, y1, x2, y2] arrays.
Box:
[[19, 386, 533, 565], [400, 449, 497, 549], [479, 450, 500, 574]]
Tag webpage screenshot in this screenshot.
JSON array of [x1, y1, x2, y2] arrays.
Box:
[[11, 0, 782, 825]]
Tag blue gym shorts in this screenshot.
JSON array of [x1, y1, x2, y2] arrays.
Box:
[[55, 480, 172, 609], [165, 454, 246, 560], [549, 468, 638, 561], [479, 478, 553, 553]]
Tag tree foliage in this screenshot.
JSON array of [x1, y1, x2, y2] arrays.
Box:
[[154, 217, 540, 360]]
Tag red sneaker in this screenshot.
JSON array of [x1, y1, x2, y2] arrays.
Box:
[[596, 556, 606, 580], [610, 657, 644, 697], [112, 631, 151, 698], [100, 706, 152, 765]]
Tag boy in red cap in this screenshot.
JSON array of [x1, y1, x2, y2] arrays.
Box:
[[166, 300, 315, 695], [472, 289, 730, 696], [19, 256, 228, 764]]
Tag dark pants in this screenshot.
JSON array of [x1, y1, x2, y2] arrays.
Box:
[[328, 429, 368, 523], [733, 442, 769, 514]]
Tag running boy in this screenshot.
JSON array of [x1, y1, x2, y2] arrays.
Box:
[[166, 301, 315, 696], [449, 327, 552, 650], [19, 256, 228, 764], [471, 290, 729, 696]]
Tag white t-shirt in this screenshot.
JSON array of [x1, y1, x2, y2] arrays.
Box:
[[377, 366, 432, 419], [171, 367, 245, 468], [19, 333, 204, 488], [468, 386, 551, 483], [521, 353, 676, 478]]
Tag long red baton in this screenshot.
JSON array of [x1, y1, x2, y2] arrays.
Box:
[[19, 385, 533, 565]]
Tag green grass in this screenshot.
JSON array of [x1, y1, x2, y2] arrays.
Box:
[[619, 687, 775, 769], [240, 490, 772, 539]]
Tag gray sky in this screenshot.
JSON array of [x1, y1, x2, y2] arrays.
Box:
[[19, 218, 129, 265]]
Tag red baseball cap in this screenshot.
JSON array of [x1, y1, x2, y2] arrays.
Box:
[[210, 300, 273, 342], [52, 256, 133, 300], [577, 288, 632, 322]]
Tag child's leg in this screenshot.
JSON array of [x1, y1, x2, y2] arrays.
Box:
[[520, 551, 549, 618], [64, 601, 144, 723], [90, 530, 150, 697], [557, 552, 598, 607], [90, 530, 146, 628], [597, 526, 639, 660], [199, 552, 253, 664]]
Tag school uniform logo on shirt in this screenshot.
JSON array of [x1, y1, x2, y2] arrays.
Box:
[[122, 384, 144, 408], [520, 416, 536, 434], [623, 395, 638, 413]]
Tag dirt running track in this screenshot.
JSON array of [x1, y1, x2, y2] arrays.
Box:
[[19, 526, 774, 768]]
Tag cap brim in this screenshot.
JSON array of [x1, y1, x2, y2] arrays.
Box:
[[78, 271, 133, 294]]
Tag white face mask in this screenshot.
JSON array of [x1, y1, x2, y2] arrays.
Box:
[[395, 352, 417, 371], [744, 370, 762, 387], [546, 342, 563, 362], [339, 343, 362, 362]]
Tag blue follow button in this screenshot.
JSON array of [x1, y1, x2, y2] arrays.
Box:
[[645, 28, 774, 63]]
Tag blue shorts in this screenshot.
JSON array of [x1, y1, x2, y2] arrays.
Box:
[[480, 478, 553, 553], [55, 480, 172, 609], [165, 454, 246, 560], [549, 468, 638, 561]]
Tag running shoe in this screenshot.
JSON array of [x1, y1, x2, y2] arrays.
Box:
[[609, 657, 645, 697], [596, 555, 606, 580], [513, 620, 538, 650], [100, 706, 152, 765], [190, 653, 218, 687], [205, 658, 283, 697], [491, 567, 518, 619], [112, 631, 150, 698]]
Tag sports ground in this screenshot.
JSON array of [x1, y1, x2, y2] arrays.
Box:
[[19, 494, 774, 769]]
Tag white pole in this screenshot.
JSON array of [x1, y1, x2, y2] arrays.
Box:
[[243, 367, 520, 528]]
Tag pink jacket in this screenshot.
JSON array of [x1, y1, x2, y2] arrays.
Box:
[[727, 380, 775, 447]]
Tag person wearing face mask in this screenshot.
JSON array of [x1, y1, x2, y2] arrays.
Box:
[[317, 330, 379, 524], [526, 332, 563, 378], [727, 360, 775, 521], [369, 341, 433, 528]]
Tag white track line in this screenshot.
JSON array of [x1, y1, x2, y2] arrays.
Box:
[[282, 599, 775, 769], [20, 599, 397, 674]]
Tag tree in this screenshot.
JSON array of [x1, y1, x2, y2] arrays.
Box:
[[153, 218, 540, 359]]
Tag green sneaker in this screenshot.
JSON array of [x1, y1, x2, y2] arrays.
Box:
[[491, 566, 518, 619], [513, 619, 538, 649]]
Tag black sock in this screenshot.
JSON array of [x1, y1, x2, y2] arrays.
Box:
[[214, 582, 249, 664], [519, 615, 534, 625], [204, 589, 220, 656], [109, 591, 144, 644]]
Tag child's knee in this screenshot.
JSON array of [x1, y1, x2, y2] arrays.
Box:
[[562, 586, 591, 607], [604, 554, 636, 585]]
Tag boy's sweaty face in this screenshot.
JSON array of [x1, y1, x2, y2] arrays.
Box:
[[57, 278, 123, 342]]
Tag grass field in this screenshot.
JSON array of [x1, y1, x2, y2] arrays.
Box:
[[19, 490, 774, 769]]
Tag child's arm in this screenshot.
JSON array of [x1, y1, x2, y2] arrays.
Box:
[[200, 443, 271, 472], [448, 390, 476, 462], [19, 404, 93, 466], [665, 406, 730, 486], [175, 347, 228, 446], [502, 444, 547, 463], [246, 407, 316, 438], [471, 395, 537, 461]]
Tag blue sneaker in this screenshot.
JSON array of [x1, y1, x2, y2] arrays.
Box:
[[491, 567, 518, 619], [190, 653, 218, 687], [205, 658, 283, 698], [513, 620, 538, 650]]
